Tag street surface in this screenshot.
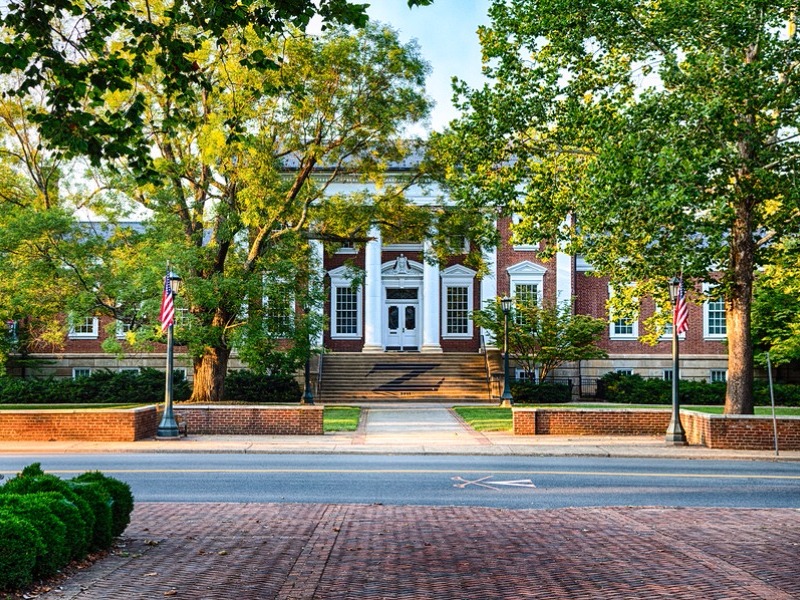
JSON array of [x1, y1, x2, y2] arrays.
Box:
[[2, 453, 798, 509]]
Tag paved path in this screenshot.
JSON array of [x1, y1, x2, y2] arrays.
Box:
[[42, 503, 800, 599]]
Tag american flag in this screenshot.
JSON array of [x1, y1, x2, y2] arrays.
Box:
[[159, 275, 175, 332], [673, 279, 689, 335]]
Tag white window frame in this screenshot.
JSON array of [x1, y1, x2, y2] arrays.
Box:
[[608, 285, 639, 340], [72, 367, 92, 379], [507, 261, 546, 307], [334, 241, 358, 255], [68, 316, 99, 339], [515, 367, 538, 382], [441, 264, 476, 339], [119, 367, 140, 374], [703, 283, 727, 340], [329, 266, 362, 339], [511, 213, 539, 251], [615, 368, 634, 376], [710, 369, 727, 383]]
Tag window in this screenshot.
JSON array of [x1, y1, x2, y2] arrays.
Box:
[[616, 369, 633, 376], [663, 369, 673, 381], [335, 241, 357, 254], [441, 265, 476, 339], [119, 367, 140, 374], [704, 296, 727, 339], [264, 295, 294, 336], [511, 213, 539, 251], [446, 286, 469, 335], [328, 265, 363, 339], [710, 370, 727, 383], [69, 316, 99, 339], [507, 261, 546, 316], [608, 285, 638, 340], [334, 287, 359, 336], [515, 368, 537, 382], [72, 368, 92, 379]]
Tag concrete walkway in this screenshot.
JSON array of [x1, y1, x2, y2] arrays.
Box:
[[0, 404, 797, 461]]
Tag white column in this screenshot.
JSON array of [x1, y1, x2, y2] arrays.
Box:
[[309, 239, 324, 347], [421, 240, 443, 353], [362, 225, 383, 352], [480, 236, 498, 349], [556, 250, 573, 307]]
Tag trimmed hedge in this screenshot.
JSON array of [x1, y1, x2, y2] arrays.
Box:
[[0, 367, 191, 404], [596, 371, 800, 406], [0, 463, 135, 592], [225, 370, 302, 403], [511, 381, 573, 403]]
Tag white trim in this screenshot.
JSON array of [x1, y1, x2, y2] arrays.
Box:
[[703, 284, 727, 340], [608, 284, 639, 340], [72, 367, 92, 379], [328, 265, 363, 339], [441, 264, 476, 339], [507, 261, 546, 307], [383, 243, 423, 251], [68, 316, 99, 339]]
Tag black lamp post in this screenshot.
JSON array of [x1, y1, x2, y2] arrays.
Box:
[[500, 296, 514, 406], [666, 277, 687, 445], [157, 271, 182, 438], [302, 305, 314, 405]]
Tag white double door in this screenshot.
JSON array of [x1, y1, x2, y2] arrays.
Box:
[[384, 288, 420, 351]]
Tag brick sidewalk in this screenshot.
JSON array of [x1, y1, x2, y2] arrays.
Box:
[[43, 503, 799, 599]]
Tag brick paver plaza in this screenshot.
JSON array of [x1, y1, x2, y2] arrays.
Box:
[[43, 503, 799, 599]]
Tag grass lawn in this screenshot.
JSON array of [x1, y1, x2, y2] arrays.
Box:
[[323, 406, 361, 432], [454, 403, 800, 432]]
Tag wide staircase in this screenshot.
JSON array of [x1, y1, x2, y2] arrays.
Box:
[[318, 352, 492, 402]]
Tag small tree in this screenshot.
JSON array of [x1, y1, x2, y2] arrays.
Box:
[[473, 298, 607, 381]]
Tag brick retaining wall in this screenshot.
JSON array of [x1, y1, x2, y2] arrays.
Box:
[[174, 405, 324, 436], [0, 406, 159, 441], [513, 407, 800, 450]]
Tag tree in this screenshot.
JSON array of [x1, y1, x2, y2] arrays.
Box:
[[0, 0, 433, 175], [472, 298, 607, 382], [430, 1, 800, 414], [752, 238, 800, 368], [84, 22, 434, 402]]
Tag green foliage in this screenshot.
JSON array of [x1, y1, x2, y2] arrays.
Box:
[[67, 481, 114, 551], [472, 298, 607, 380], [0, 368, 190, 404], [0, 509, 41, 590], [511, 381, 573, 404], [0, 471, 95, 558], [596, 372, 800, 407], [72, 472, 134, 538], [0, 494, 68, 577], [433, 0, 800, 414], [225, 370, 302, 403]]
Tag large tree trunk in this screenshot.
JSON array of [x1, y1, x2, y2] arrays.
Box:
[[191, 346, 231, 402], [724, 200, 755, 415]]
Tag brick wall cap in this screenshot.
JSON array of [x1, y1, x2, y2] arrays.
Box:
[[0, 405, 157, 414], [173, 404, 322, 411], [682, 409, 800, 421]]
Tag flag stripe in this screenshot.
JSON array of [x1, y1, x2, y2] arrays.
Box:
[[159, 276, 174, 332], [673, 279, 689, 335]]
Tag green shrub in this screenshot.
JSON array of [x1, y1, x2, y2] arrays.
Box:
[[67, 481, 114, 551], [0, 367, 190, 404], [72, 472, 134, 537], [225, 370, 302, 403], [754, 381, 800, 407], [511, 381, 573, 403], [0, 494, 68, 577], [0, 509, 41, 590], [27, 491, 88, 560], [0, 469, 94, 557]]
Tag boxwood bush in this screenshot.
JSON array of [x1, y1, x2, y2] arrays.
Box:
[[0, 463, 135, 592], [0, 367, 191, 404], [511, 381, 573, 403], [225, 370, 302, 403], [596, 371, 800, 407]]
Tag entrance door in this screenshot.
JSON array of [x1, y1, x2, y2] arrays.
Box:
[[384, 288, 419, 351]]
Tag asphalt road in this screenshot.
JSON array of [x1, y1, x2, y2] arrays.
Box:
[[2, 453, 798, 509]]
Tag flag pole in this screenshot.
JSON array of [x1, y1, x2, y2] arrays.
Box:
[[157, 262, 180, 438], [666, 276, 687, 445]]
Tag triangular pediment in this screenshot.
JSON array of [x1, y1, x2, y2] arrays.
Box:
[[506, 260, 547, 275]]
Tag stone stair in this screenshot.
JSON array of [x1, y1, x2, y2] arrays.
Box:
[[318, 352, 492, 402]]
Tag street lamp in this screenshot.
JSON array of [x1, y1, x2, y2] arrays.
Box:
[[500, 296, 514, 406], [157, 271, 182, 438], [302, 305, 314, 405], [666, 277, 687, 445]]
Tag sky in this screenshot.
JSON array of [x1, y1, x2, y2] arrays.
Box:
[[365, 0, 491, 134]]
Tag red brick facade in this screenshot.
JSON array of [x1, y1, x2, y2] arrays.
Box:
[[0, 406, 159, 441]]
